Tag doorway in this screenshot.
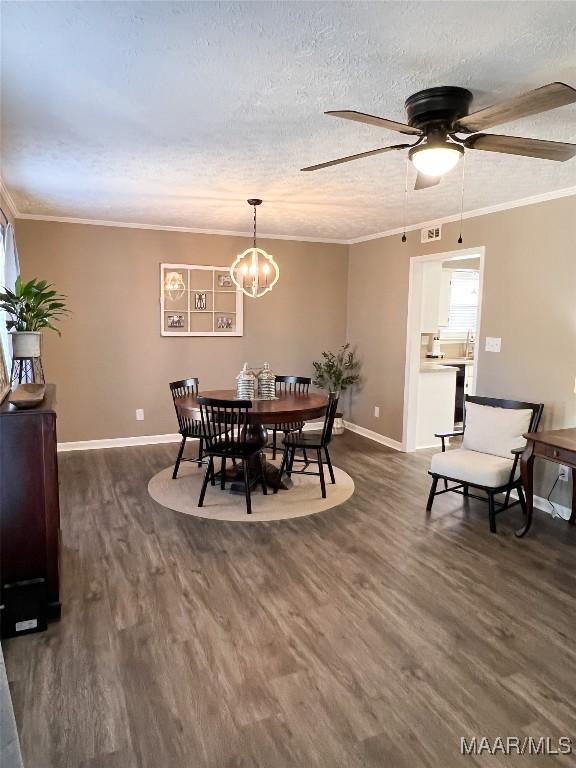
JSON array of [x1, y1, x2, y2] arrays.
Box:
[[402, 246, 485, 452]]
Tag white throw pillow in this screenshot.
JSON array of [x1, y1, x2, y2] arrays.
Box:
[[462, 401, 533, 459]]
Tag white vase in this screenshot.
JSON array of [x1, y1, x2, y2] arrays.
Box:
[[332, 414, 345, 436], [11, 331, 42, 358]]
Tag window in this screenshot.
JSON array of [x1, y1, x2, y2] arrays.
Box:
[[0, 226, 9, 369], [445, 269, 479, 336]]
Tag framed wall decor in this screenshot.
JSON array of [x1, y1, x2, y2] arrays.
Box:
[[160, 263, 244, 337]]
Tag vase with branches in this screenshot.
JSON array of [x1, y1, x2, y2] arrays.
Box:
[[312, 343, 361, 434]]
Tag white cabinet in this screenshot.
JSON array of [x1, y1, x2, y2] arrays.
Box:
[[417, 366, 457, 448], [420, 263, 451, 332], [438, 270, 452, 327], [464, 366, 475, 396]]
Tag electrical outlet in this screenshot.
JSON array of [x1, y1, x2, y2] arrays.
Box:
[[136, 409, 144, 421], [558, 465, 570, 482], [485, 336, 501, 353], [374, 406, 380, 418]]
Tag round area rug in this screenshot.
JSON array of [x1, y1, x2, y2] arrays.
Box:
[[148, 459, 354, 522]]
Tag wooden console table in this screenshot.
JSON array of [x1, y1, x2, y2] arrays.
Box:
[[520, 428, 576, 536]]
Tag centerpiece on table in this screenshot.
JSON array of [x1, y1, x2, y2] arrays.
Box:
[[236, 362, 277, 400], [312, 343, 361, 435]]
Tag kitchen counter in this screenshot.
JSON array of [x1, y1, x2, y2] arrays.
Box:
[[420, 363, 459, 373], [423, 357, 474, 366]]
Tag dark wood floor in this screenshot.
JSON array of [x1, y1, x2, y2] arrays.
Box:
[[3, 432, 576, 767]]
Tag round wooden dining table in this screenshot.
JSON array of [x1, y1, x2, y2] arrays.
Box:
[[175, 389, 328, 491]]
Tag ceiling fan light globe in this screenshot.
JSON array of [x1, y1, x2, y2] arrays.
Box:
[[409, 144, 463, 177]]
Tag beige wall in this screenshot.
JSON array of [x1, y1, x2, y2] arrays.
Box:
[[13, 195, 576, 505], [16, 221, 348, 442], [347, 196, 576, 504]]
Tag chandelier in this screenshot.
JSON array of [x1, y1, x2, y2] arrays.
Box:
[[230, 199, 279, 298]]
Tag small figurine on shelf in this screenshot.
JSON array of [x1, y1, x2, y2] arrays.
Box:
[[257, 361, 276, 400], [236, 362, 256, 400]]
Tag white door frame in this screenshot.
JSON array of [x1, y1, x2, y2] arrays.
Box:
[[402, 245, 485, 452]]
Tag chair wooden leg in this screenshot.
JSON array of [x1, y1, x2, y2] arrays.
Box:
[[287, 447, 295, 477], [426, 476, 439, 512], [324, 446, 336, 484], [275, 449, 288, 494], [272, 429, 277, 460], [197, 437, 204, 467], [317, 449, 327, 499], [302, 446, 309, 465], [172, 435, 186, 479], [210, 459, 216, 486], [198, 456, 213, 507], [220, 457, 227, 490], [242, 460, 252, 514], [517, 485, 527, 516], [488, 493, 497, 533], [259, 454, 268, 496], [463, 484, 469, 497]]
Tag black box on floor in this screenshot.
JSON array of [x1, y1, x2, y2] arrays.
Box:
[[0, 578, 47, 638]]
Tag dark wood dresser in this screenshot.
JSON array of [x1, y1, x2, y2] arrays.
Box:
[[0, 385, 61, 637]]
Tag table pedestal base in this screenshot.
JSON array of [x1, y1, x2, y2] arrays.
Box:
[[227, 454, 293, 494], [216, 424, 293, 493]]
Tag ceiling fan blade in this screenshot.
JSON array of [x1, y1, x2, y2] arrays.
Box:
[[456, 82, 576, 132], [464, 133, 576, 161], [301, 143, 410, 172], [414, 173, 441, 190], [326, 110, 422, 136]]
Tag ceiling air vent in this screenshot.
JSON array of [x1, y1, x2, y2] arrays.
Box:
[[421, 224, 442, 243]]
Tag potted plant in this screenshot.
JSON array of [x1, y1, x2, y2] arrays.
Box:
[[0, 276, 69, 358], [312, 343, 361, 435]]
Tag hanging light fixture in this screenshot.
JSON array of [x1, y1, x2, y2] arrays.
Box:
[[230, 199, 279, 298], [164, 271, 186, 301], [408, 141, 463, 178]]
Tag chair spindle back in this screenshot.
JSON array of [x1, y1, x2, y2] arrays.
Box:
[[321, 393, 340, 444], [198, 397, 252, 451], [275, 375, 311, 396], [170, 378, 200, 434]]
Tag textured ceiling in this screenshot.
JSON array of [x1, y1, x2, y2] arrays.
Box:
[[1, 1, 576, 240]]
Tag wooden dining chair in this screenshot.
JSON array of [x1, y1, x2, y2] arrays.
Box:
[[427, 395, 544, 533], [274, 393, 339, 499], [169, 378, 206, 479], [198, 397, 267, 515], [269, 375, 311, 459]]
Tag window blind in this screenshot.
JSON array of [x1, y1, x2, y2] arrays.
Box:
[[447, 269, 479, 334]]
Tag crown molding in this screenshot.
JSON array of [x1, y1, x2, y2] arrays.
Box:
[[346, 185, 576, 244], [7, 182, 576, 246], [0, 179, 20, 219], [15, 213, 349, 245]]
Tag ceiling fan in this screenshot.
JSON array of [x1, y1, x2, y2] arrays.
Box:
[[301, 82, 576, 189]]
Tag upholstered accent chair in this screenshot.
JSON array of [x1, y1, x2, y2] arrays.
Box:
[[427, 395, 544, 535]]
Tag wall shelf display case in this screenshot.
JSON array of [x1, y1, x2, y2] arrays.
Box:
[[160, 264, 244, 337]]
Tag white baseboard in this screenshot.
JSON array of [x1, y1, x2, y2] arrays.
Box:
[[510, 490, 572, 521], [343, 421, 403, 451], [57, 433, 183, 452], [57, 422, 326, 452]]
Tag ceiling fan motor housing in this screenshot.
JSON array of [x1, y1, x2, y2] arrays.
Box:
[[405, 86, 473, 134]]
